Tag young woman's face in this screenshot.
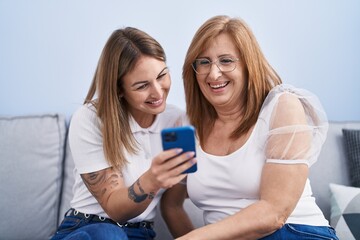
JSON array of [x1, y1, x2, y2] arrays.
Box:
[[122, 56, 171, 125], [195, 33, 246, 111]]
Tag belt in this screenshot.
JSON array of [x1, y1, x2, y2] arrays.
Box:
[[66, 208, 154, 229]]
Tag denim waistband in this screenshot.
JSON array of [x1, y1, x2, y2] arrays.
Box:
[[66, 208, 154, 229]]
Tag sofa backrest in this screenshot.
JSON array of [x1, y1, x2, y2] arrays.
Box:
[[0, 114, 67, 240], [309, 121, 360, 220], [1, 114, 357, 240]]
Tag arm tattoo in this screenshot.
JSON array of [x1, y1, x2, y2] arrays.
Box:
[[81, 168, 121, 204], [137, 179, 155, 199], [128, 179, 155, 203]]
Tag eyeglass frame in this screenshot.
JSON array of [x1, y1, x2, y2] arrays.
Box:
[[191, 56, 240, 75]]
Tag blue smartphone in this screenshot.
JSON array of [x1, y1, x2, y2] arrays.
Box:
[[161, 126, 197, 173]]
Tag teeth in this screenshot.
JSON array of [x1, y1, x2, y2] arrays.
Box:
[[210, 82, 227, 89], [149, 99, 162, 104]]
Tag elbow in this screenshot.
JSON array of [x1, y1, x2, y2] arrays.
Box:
[[107, 210, 135, 224], [258, 211, 288, 236], [267, 207, 288, 230], [269, 214, 288, 235], [104, 207, 126, 223], [102, 198, 134, 224], [273, 214, 287, 230]]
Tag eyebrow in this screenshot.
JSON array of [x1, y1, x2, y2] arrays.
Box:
[[196, 54, 235, 59], [131, 66, 168, 88], [157, 67, 169, 79]]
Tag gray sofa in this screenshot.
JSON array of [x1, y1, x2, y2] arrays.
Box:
[[0, 114, 359, 240]]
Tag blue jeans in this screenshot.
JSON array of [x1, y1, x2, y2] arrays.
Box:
[[51, 211, 156, 240], [259, 223, 339, 240]]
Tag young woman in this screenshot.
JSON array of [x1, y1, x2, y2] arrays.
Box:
[[161, 15, 339, 240], [51, 27, 196, 240]]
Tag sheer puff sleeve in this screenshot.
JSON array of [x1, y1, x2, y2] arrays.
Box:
[[259, 84, 328, 167]]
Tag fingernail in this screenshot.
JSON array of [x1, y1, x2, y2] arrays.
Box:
[[186, 151, 195, 158]]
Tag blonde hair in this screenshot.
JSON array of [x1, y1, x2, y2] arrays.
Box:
[[183, 15, 282, 143], [85, 27, 166, 170]]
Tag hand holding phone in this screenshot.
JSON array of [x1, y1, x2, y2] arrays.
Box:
[[161, 126, 197, 174]]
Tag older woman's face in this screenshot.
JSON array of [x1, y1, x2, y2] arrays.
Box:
[[122, 55, 170, 126], [195, 33, 246, 111]]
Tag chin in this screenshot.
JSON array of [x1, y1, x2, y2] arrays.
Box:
[[157, 104, 166, 113]]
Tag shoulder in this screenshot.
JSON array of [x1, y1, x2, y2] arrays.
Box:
[[272, 91, 306, 127], [258, 84, 328, 141], [260, 84, 327, 121], [72, 103, 97, 119], [70, 103, 101, 133], [260, 84, 329, 166]]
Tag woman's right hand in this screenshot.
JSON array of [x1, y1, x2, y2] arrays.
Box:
[[148, 149, 196, 189]]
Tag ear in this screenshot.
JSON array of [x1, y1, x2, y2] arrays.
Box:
[[118, 88, 124, 98]]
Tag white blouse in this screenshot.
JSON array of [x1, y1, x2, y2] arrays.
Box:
[[187, 84, 329, 226]]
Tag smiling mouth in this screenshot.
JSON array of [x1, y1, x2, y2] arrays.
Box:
[[209, 82, 229, 89], [146, 99, 163, 105]]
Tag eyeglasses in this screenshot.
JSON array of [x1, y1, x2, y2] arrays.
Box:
[[192, 57, 239, 75]]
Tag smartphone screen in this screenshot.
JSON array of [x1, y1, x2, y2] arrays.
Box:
[[161, 126, 197, 173]]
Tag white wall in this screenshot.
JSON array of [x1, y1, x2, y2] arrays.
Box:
[[1, 0, 359, 121]]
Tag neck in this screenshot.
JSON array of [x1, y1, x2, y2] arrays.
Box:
[[214, 104, 243, 125], [131, 113, 156, 128]]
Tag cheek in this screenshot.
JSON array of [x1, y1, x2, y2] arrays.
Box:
[[196, 77, 207, 90], [196, 75, 206, 83], [163, 77, 171, 90], [123, 92, 142, 105]]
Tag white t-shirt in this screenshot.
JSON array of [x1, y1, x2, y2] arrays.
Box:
[[69, 103, 185, 222], [187, 84, 330, 226]]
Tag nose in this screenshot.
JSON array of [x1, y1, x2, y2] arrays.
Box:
[[207, 62, 222, 80], [151, 81, 163, 98]]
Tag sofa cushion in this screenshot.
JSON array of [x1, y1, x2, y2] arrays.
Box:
[[309, 122, 355, 221], [0, 114, 66, 240], [342, 129, 360, 187], [329, 183, 360, 240], [58, 138, 75, 224]]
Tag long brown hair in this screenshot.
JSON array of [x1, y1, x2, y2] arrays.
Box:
[[183, 15, 282, 143], [84, 27, 166, 170]]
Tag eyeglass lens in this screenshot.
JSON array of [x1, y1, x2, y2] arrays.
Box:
[[192, 57, 238, 75]]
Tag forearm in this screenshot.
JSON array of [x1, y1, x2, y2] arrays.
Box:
[[103, 172, 160, 223], [177, 200, 285, 240], [161, 183, 193, 238], [162, 204, 194, 238]]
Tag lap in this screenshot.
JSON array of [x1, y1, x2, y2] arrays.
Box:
[[51, 220, 128, 240], [259, 224, 339, 240], [63, 223, 127, 240], [51, 208, 156, 240]]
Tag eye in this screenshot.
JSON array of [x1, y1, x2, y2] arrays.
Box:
[[157, 67, 169, 81], [219, 57, 235, 65], [135, 83, 149, 90], [157, 72, 168, 80], [196, 58, 211, 66]]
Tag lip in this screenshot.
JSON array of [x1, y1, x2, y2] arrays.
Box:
[[208, 81, 230, 92], [145, 98, 164, 107]]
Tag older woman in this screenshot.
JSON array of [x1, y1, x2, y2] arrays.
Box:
[[161, 15, 338, 240]]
